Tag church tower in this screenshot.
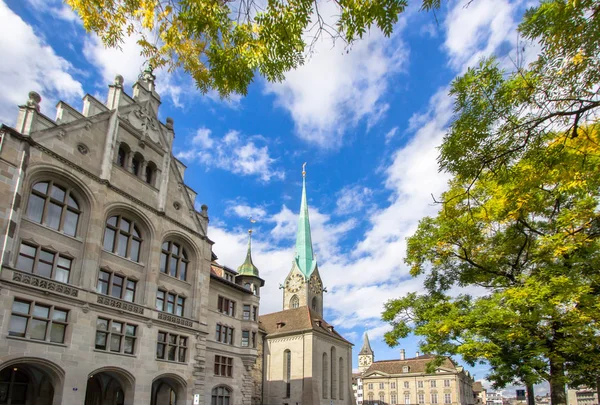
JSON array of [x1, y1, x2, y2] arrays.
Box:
[[358, 333, 374, 373], [282, 164, 325, 317]]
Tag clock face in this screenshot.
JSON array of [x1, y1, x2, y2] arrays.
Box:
[[309, 274, 323, 294], [286, 273, 304, 293], [359, 356, 371, 366]]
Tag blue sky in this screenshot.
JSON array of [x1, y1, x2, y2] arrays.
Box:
[[1, 0, 544, 394]]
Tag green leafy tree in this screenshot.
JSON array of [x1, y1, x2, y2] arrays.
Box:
[[383, 1, 600, 404], [66, 0, 440, 96]]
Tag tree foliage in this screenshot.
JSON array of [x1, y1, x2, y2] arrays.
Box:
[[383, 1, 600, 404], [66, 0, 441, 95]]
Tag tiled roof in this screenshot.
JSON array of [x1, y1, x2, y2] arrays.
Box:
[[473, 382, 484, 392], [364, 354, 457, 375], [259, 306, 352, 344]]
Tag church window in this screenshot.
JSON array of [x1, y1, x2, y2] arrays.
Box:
[[160, 241, 189, 281], [241, 330, 250, 347], [431, 394, 438, 404], [284, 350, 291, 398], [16, 242, 72, 283], [290, 295, 299, 309], [211, 386, 231, 405], [103, 215, 143, 262], [97, 270, 137, 302], [404, 381, 410, 388], [156, 332, 187, 362], [215, 324, 234, 345], [155, 290, 185, 316], [243, 305, 251, 320], [322, 353, 328, 399], [217, 296, 236, 316], [26, 181, 81, 236], [339, 357, 344, 400], [417, 381, 424, 389], [418, 394, 425, 404], [331, 347, 337, 399], [214, 356, 233, 377]]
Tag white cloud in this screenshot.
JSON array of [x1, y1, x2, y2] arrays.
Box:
[[335, 185, 373, 215], [0, 1, 84, 125], [420, 21, 438, 38], [384, 126, 399, 144], [177, 128, 285, 182], [227, 203, 268, 220], [264, 2, 408, 149], [26, 0, 80, 23]]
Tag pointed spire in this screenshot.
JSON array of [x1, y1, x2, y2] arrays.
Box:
[[237, 230, 260, 277], [360, 333, 374, 355], [294, 163, 316, 278]]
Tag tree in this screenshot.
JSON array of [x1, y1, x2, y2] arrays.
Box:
[[65, 0, 439, 96], [383, 1, 600, 404]]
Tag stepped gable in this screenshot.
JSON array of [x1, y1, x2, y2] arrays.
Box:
[[364, 354, 456, 374]]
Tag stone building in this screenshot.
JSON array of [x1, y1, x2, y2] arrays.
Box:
[[567, 387, 599, 405], [0, 69, 261, 405], [257, 168, 355, 405], [358, 335, 474, 405]]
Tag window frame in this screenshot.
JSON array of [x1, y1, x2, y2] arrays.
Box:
[[444, 379, 451, 387], [211, 386, 231, 405], [432, 393, 438, 404], [217, 296, 236, 317], [97, 269, 137, 302], [156, 331, 188, 363], [8, 298, 69, 344], [103, 215, 143, 262], [215, 324, 235, 345], [214, 355, 233, 377], [26, 180, 81, 237], [95, 317, 137, 355], [431, 380, 437, 388], [241, 330, 250, 347], [155, 289, 186, 316], [15, 242, 73, 283], [160, 241, 189, 281], [417, 381, 424, 389], [445, 393, 452, 404]]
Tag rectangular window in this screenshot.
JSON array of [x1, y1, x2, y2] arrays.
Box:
[[156, 332, 187, 363], [444, 379, 451, 387], [217, 296, 235, 316], [432, 394, 438, 404], [216, 324, 234, 345], [445, 394, 451, 404], [241, 330, 249, 347], [8, 299, 68, 343], [156, 290, 185, 316], [404, 382, 409, 388], [380, 383, 385, 389], [95, 318, 137, 355], [431, 380, 436, 388], [252, 331, 257, 348], [252, 306, 258, 321], [368, 384, 373, 390], [405, 394, 410, 405], [214, 355, 233, 377], [391, 382, 396, 389], [418, 394, 424, 404], [391, 395, 397, 405], [16, 243, 72, 283], [243, 305, 251, 320], [97, 270, 136, 302], [418, 381, 424, 389]]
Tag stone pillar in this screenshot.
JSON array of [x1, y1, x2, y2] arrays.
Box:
[[193, 335, 207, 405]]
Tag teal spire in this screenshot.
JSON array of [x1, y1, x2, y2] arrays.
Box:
[[294, 163, 316, 278], [237, 230, 260, 277]]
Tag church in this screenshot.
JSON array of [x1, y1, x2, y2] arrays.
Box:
[[254, 167, 355, 405]]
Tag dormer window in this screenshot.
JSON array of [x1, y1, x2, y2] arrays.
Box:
[[403, 366, 410, 373]]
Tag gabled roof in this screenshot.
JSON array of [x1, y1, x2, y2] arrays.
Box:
[[363, 354, 457, 376], [473, 382, 484, 392], [360, 333, 374, 355], [259, 306, 352, 344]]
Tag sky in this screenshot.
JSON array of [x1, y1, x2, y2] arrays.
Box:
[[1, 0, 546, 395]]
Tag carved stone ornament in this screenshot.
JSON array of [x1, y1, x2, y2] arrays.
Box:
[[82, 303, 90, 314], [157, 312, 193, 327], [57, 129, 66, 140], [96, 295, 144, 314], [77, 143, 89, 155], [12, 271, 79, 297], [173, 202, 181, 210], [146, 320, 153, 328], [84, 120, 93, 131]]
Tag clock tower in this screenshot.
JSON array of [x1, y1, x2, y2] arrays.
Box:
[[358, 333, 374, 373], [282, 164, 324, 317]]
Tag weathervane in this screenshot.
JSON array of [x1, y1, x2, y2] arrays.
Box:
[[248, 217, 257, 234], [302, 162, 307, 178]]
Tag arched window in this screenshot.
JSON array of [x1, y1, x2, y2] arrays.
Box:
[[290, 295, 299, 309], [26, 181, 81, 236], [145, 161, 157, 186], [131, 152, 143, 176], [368, 393, 374, 403], [103, 215, 143, 262], [117, 144, 129, 168], [380, 392, 386, 404], [160, 241, 189, 281], [311, 296, 317, 311], [322, 353, 328, 399], [284, 350, 291, 398], [339, 357, 344, 400], [211, 386, 231, 405], [331, 347, 337, 399]]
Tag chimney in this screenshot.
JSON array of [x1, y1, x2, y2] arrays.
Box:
[[400, 349, 405, 360], [416, 351, 420, 357]]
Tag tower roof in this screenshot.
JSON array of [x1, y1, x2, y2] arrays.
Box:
[[294, 164, 317, 278], [237, 231, 260, 277], [360, 333, 374, 355]]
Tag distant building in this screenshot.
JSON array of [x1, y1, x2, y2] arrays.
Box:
[[567, 387, 598, 405], [473, 381, 486, 405], [357, 334, 475, 405], [487, 391, 504, 405], [353, 373, 364, 404]]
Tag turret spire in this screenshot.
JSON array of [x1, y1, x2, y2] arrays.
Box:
[[237, 229, 260, 277], [294, 163, 316, 278], [360, 333, 374, 355]]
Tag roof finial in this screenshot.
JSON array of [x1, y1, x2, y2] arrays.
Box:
[[302, 162, 307, 178], [248, 217, 257, 235], [237, 221, 260, 277]]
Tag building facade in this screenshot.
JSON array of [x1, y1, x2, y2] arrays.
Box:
[[257, 168, 355, 405], [567, 387, 599, 405], [358, 335, 475, 405], [0, 70, 260, 405]]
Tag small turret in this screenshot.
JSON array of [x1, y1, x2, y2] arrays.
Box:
[[236, 229, 265, 295], [358, 333, 374, 373]]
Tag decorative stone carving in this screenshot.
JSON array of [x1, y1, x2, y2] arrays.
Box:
[[77, 143, 89, 155], [96, 295, 144, 314], [12, 271, 79, 297], [157, 312, 193, 327], [82, 303, 90, 313], [57, 129, 66, 140], [26, 91, 41, 112], [114, 74, 124, 87], [173, 202, 181, 210], [84, 120, 92, 131]]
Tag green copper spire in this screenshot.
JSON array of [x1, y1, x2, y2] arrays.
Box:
[[294, 163, 316, 278], [237, 230, 260, 277]]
